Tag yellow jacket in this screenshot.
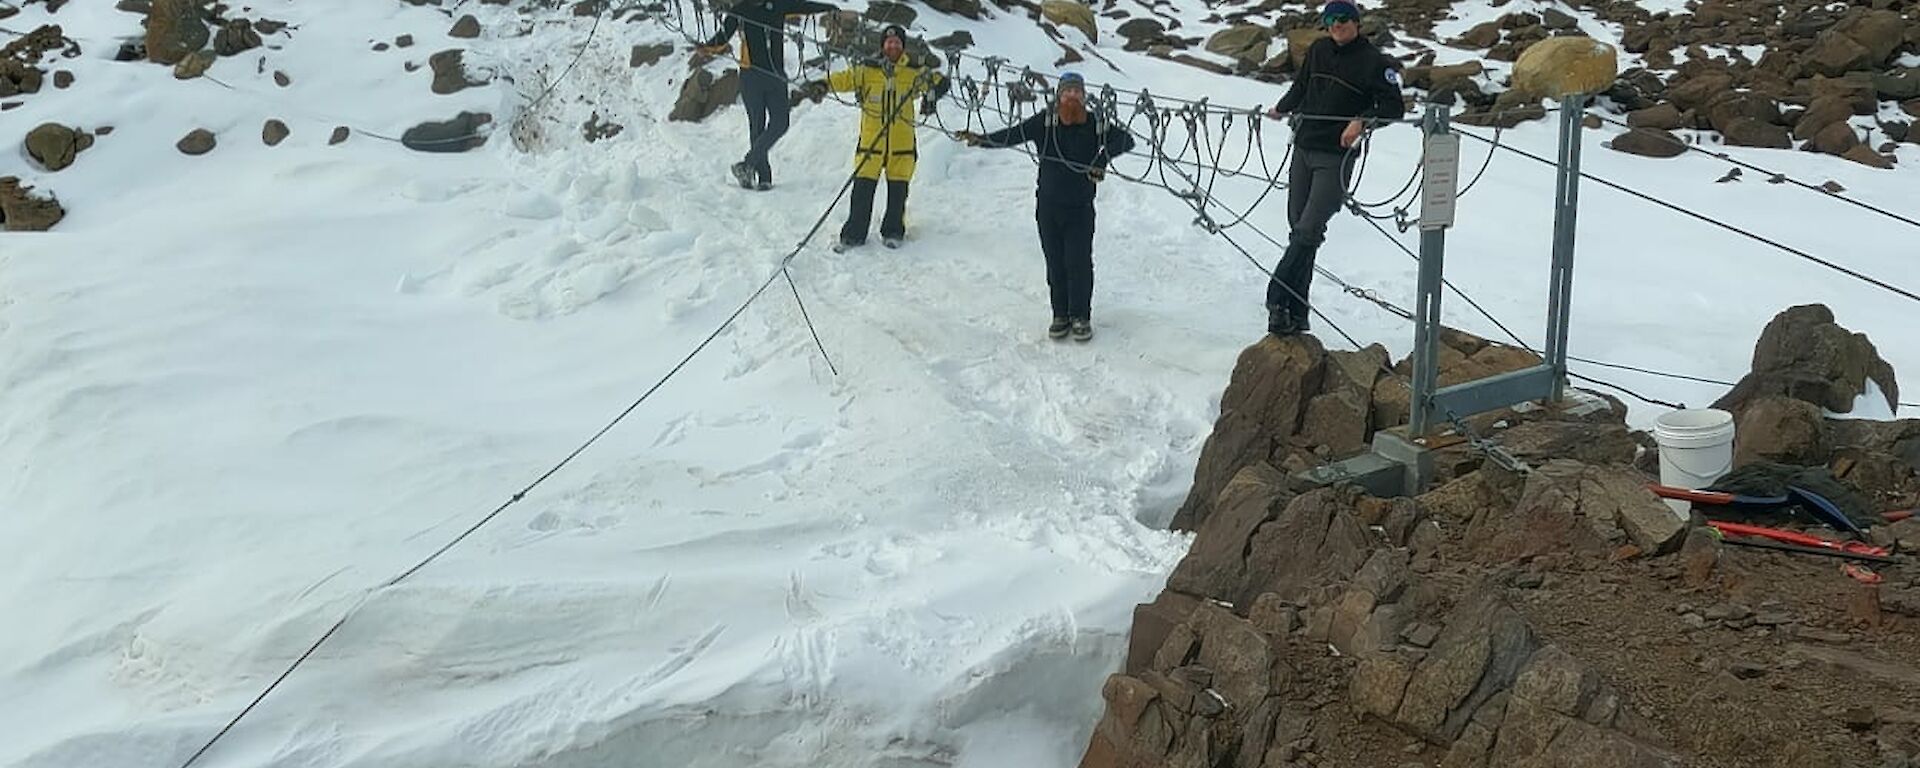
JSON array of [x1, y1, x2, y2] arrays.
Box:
[[823, 57, 948, 181]]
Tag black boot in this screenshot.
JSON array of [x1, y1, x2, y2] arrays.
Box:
[[1267, 303, 1300, 336]]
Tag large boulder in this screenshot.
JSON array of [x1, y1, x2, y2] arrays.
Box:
[[1832, 8, 1906, 66], [1712, 304, 1900, 416], [1509, 37, 1617, 100], [1205, 25, 1272, 67], [1285, 27, 1326, 69], [1041, 0, 1097, 43], [145, 0, 208, 65], [670, 67, 740, 122], [1800, 30, 1873, 78], [24, 122, 82, 171]]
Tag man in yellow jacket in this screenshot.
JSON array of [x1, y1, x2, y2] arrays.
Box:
[[803, 25, 949, 251]]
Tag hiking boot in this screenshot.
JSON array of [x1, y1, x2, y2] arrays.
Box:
[[1070, 318, 1093, 342], [755, 178, 772, 191], [730, 162, 754, 189], [1048, 317, 1071, 339], [1268, 303, 1301, 336], [882, 236, 901, 249]]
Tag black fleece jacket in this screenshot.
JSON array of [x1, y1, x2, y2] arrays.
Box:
[[1272, 35, 1406, 153]]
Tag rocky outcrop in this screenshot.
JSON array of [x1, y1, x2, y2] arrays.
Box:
[[1713, 304, 1899, 416]]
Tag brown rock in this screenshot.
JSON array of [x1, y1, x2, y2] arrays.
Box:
[[449, 14, 482, 39], [1793, 96, 1856, 141], [53, 70, 73, 89], [213, 19, 262, 56], [1352, 655, 1416, 719], [1126, 592, 1202, 675], [396, 34, 415, 48], [1192, 605, 1283, 710], [173, 49, 214, 79], [632, 42, 672, 68], [1627, 103, 1683, 130], [1801, 30, 1873, 77], [1285, 28, 1327, 69], [145, 0, 208, 65], [1299, 391, 1370, 456], [1510, 37, 1618, 99], [1812, 120, 1858, 155], [1240, 487, 1372, 606], [1722, 117, 1791, 149], [262, 119, 290, 146], [1679, 526, 1720, 587], [1833, 8, 1905, 65], [1712, 304, 1900, 414], [401, 111, 492, 153], [1841, 144, 1895, 169], [429, 49, 487, 95], [1454, 20, 1502, 49], [1172, 335, 1327, 531], [1608, 127, 1687, 157], [1668, 72, 1732, 112], [0, 176, 65, 231], [1495, 420, 1639, 468], [176, 128, 215, 155], [1167, 462, 1292, 601], [1512, 646, 1598, 717], [24, 122, 79, 171], [1394, 589, 1538, 742], [1705, 92, 1781, 133], [1041, 0, 1097, 42], [330, 126, 351, 145], [274, 70, 290, 87], [1204, 25, 1272, 66], [1797, 73, 1879, 115], [1733, 395, 1829, 467]]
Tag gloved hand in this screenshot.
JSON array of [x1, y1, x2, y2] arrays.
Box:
[[919, 96, 937, 116], [1263, 105, 1289, 121], [1088, 166, 1106, 182], [954, 131, 983, 146], [801, 80, 829, 103]]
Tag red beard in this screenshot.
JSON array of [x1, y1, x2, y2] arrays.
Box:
[[1057, 99, 1088, 125]]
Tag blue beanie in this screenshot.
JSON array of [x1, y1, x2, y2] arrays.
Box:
[[1321, 0, 1360, 19]]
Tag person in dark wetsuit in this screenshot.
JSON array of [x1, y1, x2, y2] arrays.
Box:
[[699, 0, 839, 190], [957, 73, 1136, 342], [1261, 0, 1406, 335]]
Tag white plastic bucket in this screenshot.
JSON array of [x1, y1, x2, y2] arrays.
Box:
[[1651, 408, 1737, 520]]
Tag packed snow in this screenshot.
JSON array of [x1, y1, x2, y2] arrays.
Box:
[[2, 0, 1915, 767]]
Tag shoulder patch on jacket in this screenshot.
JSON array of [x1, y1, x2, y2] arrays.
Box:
[[1384, 67, 1401, 87]]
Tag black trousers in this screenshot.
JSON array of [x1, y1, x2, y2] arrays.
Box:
[[1037, 202, 1096, 320], [740, 70, 790, 182], [1267, 148, 1358, 314], [841, 178, 908, 243]]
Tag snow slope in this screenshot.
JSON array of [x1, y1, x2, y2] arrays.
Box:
[[1, 0, 1916, 767]]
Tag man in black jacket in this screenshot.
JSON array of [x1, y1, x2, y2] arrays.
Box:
[[957, 73, 1136, 342], [1262, 0, 1405, 335], [700, 0, 838, 190]]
